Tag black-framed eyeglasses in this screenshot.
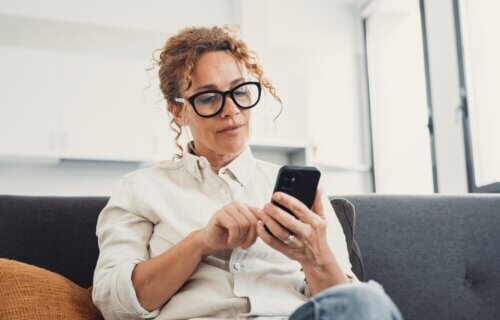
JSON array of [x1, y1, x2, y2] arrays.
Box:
[[175, 81, 262, 118]]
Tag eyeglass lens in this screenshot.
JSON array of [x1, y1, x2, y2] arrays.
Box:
[[193, 82, 260, 116]]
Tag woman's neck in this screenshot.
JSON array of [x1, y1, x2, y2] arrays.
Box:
[[189, 141, 242, 174]]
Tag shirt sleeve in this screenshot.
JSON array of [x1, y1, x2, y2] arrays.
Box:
[[92, 175, 161, 320], [319, 185, 359, 283]]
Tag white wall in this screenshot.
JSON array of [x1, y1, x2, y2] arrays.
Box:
[[0, 0, 238, 33], [0, 0, 369, 196], [0, 158, 143, 196], [239, 0, 372, 194], [0, 0, 238, 196]]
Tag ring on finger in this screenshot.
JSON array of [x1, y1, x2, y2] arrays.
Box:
[[283, 233, 295, 245]]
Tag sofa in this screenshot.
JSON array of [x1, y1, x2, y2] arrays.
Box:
[[1, 193, 499, 319]]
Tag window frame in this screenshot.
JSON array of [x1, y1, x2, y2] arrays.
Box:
[[453, 0, 500, 193]]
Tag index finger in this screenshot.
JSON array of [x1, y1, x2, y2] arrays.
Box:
[[234, 202, 259, 249], [271, 192, 315, 224], [246, 205, 261, 220]]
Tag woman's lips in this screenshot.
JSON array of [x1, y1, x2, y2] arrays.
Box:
[[217, 124, 245, 136]]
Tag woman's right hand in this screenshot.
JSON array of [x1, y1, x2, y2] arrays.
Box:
[[197, 200, 260, 254]]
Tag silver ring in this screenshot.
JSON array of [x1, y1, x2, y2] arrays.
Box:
[[284, 234, 295, 245]]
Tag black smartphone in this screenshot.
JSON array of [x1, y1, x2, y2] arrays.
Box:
[[264, 165, 321, 234]]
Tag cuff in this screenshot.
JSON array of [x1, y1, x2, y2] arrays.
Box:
[[346, 271, 360, 284], [113, 260, 161, 319], [300, 278, 311, 298]]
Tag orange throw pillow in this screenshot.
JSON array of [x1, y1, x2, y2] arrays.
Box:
[[0, 258, 103, 320]]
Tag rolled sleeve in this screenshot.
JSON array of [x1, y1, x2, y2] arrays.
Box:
[[114, 261, 160, 318], [92, 175, 161, 319]]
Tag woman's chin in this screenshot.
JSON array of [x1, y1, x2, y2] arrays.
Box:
[[218, 138, 247, 154]]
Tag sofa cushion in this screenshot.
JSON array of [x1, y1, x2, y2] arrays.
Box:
[[330, 198, 364, 281], [0, 258, 103, 320]]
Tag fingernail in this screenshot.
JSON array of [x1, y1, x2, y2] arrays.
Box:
[[274, 193, 281, 201]]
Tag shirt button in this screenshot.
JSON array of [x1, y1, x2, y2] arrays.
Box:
[[233, 262, 241, 271]]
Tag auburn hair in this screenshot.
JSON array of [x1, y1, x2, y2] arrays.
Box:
[[152, 25, 282, 159]]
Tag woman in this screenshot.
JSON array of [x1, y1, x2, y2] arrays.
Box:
[[92, 25, 402, 320]]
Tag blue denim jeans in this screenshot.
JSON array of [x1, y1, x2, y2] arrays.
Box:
[[289, 280, 403, 320]]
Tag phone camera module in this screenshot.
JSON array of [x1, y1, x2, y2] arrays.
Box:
[[281, 172, 297, 189]]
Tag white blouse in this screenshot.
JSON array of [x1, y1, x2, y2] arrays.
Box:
[[92, 143, 357, 320]]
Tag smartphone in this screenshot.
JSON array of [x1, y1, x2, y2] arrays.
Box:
[[265, 165, 321, 234]]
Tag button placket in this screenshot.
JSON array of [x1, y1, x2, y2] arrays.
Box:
[[229, 248, 249, 273], [229, 249, 241, 273], [217, 172, 235, 202]]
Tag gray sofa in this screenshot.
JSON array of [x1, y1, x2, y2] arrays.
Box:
[[1, 194, 499, 319]]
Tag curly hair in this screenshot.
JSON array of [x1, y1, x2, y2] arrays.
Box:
[[152, 25, 282, 159]]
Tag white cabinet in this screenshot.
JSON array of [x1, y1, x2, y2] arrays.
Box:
[[56, 52, 163, 161], [0, 45, 175, 162], [0, 15, 179, 163], [0, 46, 62, 157]]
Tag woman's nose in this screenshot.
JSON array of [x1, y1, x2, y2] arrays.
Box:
[[221, 95, 240, 117]]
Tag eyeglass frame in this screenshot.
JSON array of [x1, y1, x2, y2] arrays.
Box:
[[174, 81, 262, 118]]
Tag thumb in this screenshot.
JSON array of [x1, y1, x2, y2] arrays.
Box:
[[246, 205, 261, 219], [311, 188, 325, 217]]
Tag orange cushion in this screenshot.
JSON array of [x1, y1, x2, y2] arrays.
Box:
[[0, 258, 103, 320]]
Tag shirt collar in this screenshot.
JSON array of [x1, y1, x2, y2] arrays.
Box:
[[181, 144, 204, 182], [221, 144, 255, 187], [181, 141, 256, 187]]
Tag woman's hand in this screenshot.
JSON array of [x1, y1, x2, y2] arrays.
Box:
[[256, 188, 335, 268], [256, 189, 349, 293], [197, 200, 260, 255]]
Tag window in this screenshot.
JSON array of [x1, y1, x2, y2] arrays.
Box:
[[364, 0, 435, 193], [455, 0, 500, 192]]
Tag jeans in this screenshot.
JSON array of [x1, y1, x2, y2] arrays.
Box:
[[289, 280, 403, 320]]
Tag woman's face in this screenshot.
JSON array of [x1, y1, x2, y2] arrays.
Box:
[[180, 51, 252, 157]]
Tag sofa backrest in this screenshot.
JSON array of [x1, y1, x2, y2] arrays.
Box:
[[0, 195, 108, 288], [342, 194, 500, 320], [0, 195, 364, 287], [1, 194, 499, 320]]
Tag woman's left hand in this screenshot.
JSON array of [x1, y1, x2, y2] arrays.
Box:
[[256, 188, 336, 269]]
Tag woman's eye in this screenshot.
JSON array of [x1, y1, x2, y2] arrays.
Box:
[[234, 89, 248, 97], [197, 94, 216, 105]]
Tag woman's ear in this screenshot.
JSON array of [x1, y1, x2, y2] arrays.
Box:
[[169, 103, 189, 127]]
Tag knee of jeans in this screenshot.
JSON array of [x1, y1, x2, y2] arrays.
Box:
[[349, 282, 392, 307], [316, 281, 401, 317]]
